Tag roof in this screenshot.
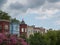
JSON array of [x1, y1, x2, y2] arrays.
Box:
[[34, 27, 45, 31], [20, 20, 25, 24], [0, 19, 10, 22]]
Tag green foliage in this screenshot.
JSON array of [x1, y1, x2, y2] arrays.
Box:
[[28, 30, 60, 45], [29, 33, 43, 45], [0, 10, 11, 20], [46, 30, 57, 45], [11, 18, 20, 23], [56, 30, 60, 45], [0, 10, 20, 22]]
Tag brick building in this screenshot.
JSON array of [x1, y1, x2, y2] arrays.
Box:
[[0, 20, 10, 35], [20, 20, 27, 37], [20, 20, 45, 38]]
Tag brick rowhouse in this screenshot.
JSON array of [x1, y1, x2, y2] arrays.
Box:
[[0, 20, 10, 34], [20, 20, 27, 37]]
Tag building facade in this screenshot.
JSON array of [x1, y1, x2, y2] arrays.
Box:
[[10, 22, 20, 36], [0, 19, 45, 38], [27, 26, 45, 38], [0, 20, 10, 35], [34, 27, 45, 34], [20, 20, 27, 37], [27, 26, 34, 38], [20, 20, 45, 38]]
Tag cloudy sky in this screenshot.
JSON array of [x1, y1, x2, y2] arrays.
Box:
[[0, 0, 60, 30]]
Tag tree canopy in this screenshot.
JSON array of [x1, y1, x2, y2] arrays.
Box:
[[0, 10, 11, 20], [0, 10, 20, 23], [28, 30, 60, 45], [11, 18, 20, 23]]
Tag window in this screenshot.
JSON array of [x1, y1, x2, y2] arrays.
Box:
[[0, 25, 2, 31], [13, 25, 16, 30], [15, 25, 18, 30], [5, 25, 8, 30], [22, 28, 24, 32], [42, 32, 43, 34], [25, 28, 27, 32], [28, 30, 30, 33]]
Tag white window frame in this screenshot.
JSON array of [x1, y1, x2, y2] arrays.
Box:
[[22, 28, 24, 32]]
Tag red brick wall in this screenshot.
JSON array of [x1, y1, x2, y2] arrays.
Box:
[[20, 24, 27, 37], [0, 21, 10, 33]]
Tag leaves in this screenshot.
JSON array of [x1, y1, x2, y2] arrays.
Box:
[[11, 18, 20, 23], [0, 10, 11, 20], [28, 30, 60, 45], [0, 10, 20, 23]]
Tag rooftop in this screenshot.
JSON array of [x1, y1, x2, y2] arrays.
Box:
[[0, 19, 10, 22], [20, 19, 25, 24]]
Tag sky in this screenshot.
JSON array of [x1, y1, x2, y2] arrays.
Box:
[[0, 0, 60, 30]]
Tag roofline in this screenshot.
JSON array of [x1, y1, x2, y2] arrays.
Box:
[[0, 19, 10, 22]]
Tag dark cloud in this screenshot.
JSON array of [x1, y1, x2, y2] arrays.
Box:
[[8, 0, 60, 11], [9, 2, 24, 10], [7, 0, 60, 17], [27, 0, 45, 8], [42, 2, 60, 10], [48, 0, 60, 3], [0, 0, 7, 8], [8, 0, 45, 13], [9, 2, 27, 12]]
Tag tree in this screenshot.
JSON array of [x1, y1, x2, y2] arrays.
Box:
[[46, 30, 57, 45], [28, 30, 60, 45], [11, 18, 20, 23], [42, 33, 50, 45], [56, 30, 60, 45], [29, 33, 43, 45], [0, 10, 11, 20]]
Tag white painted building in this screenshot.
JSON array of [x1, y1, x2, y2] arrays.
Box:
[[27, 26, 34, 38], [27, 26, 45, 38]]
